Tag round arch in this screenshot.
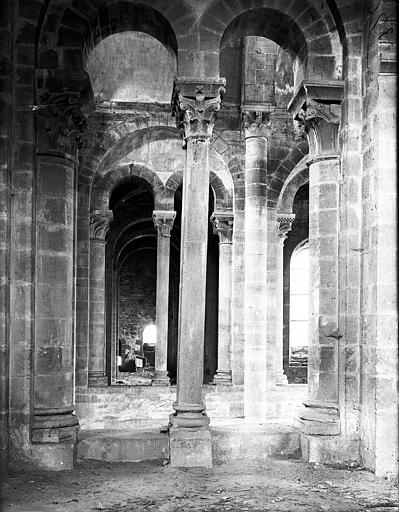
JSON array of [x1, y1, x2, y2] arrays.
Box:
[[277, 156, 310, 214]]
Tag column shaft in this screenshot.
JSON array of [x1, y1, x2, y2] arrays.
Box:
[[33, 151, 78, 445], [88, 210, 112, 386], [174, 138, 210, 423], [276, 214, 295, 385], [243, 113, 269, 421], [211, 212, 233, 385], [152, 211, 176, 386]]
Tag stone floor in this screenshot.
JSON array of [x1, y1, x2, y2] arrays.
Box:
[[1, 457, 398, 511]]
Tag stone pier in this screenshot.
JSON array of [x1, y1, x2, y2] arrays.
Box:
[[32, 151, 79, 469], [152, 210, 176, 386], [88, 210, 113, 387], [169, 77, 225, 467], [210, 211, 234, 385], [289, 82, 343, 461]]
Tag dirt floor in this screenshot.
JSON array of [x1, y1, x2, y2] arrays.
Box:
[[1, 457, 398, 512]]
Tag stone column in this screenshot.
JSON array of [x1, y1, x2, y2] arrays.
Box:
[[289, 82, 343, 456], [32, 93, 87, 469], [210, 211, 234, 385], [276, 214, 295, 385], [88, 210, 113, 387], [242, 110, 271, 421], [152, 210, 176, 386], [169, 77, 225, 468]]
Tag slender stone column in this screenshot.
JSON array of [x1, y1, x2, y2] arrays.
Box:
[[169, 77, 225, 468], [88, 210, 113, 387], [210, 211, 234, 385], [242, 110, 271, 421], [152, 210, 176, 386], [276, 214, 295, 385], [289, 82, 343, 450]]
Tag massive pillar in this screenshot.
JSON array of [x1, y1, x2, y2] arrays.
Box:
[[88, 210, 113, 387], [32, 94, 87, 469], [210, 211, 234, 385], [289, 82, 343, 461], [152, 210, 176, 386], [169, 77, 225, 467], [276, 214, 295, 385], [242, 110, 271, 421]]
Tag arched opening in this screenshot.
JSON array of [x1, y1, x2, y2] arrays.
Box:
[[289, 241, 309, 368], [283, 183, 309, 384], [106, 176, 158, 384], [86, 31, 177, 104]]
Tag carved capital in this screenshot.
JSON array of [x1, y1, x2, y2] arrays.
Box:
[[172, 77, 226, 142], [153, 210, 176, 237], [242, 110, 272, 139], [288, 81, 344, 158], [277, 213, 295, 242], [210, 211, 234, 244], [90, 210, 113, 241], [36, 92, 88, 157]]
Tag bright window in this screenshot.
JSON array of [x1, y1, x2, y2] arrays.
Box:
[[289, 241, 309, 365], [143, 324, 157, 345]]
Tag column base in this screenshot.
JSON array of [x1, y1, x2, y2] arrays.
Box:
[[300, 434, 359, 466], [298, 400, 340, 436], [88, 372, 108, 387], [169, 426, 212, 468], [152, 371, 170, 386], [212, 370, 232, 385], [32, 407, 79, 444], [170, 402, 210, 428]]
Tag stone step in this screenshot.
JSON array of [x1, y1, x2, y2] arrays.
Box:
[[77, 429, 169, 462], [77, 422, 300, 463]]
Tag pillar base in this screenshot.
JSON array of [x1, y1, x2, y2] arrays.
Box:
[[152, 371, 170, 386], [88, 372, 108, 387], [298, 400, 340, 436], [300, 433, 359, 466], [212, 370, 232, 385], [169, 426, 212, 468], [170, 402, 210, 429], [32, 408, 79, 444]]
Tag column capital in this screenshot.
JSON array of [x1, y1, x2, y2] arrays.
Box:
[[153, 210, 176, 237], [210, 211, 234, 244], [90, 209, 113, 241], [36, 91, 89, 158], [288, 81, 344, 158], [277, 213, 296, 243], [241, 108, 272, 139], [172, 76, 226, 142]]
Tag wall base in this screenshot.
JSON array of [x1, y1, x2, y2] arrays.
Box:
[[300, 433, 359, 466]]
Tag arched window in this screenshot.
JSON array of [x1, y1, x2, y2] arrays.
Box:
[[289, 240, 309, 367]]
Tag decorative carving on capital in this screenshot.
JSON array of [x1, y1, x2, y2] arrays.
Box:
[[172, 77, 226, 142], [210, 211, 234, 244], [277, 213, 295, 243], [90, 210, 113, 241], [288, 82, 344, 158], [36, 92, 88, 157], [242, 110, 272, 139], [153, 210, 176, 237]]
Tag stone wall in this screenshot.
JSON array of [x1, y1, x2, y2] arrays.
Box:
[[360, 0, 397, 477], [75, 384, 307, 430], [119, 248, 157, 342]]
